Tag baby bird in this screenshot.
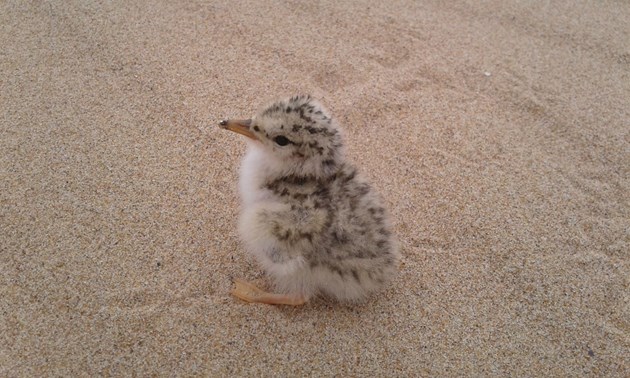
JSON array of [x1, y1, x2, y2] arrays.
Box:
[[219, 95, 399, 305]]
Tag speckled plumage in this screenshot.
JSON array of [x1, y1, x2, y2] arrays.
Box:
[[224, 95, 399, 303]]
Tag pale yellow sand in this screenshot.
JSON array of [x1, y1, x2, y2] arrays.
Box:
[[1, 1, 628, 376]]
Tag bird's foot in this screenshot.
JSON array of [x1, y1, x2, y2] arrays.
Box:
[[231, 278, 306, 306]]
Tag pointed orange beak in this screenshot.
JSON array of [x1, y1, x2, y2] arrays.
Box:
[[218, 118, 256, 140]]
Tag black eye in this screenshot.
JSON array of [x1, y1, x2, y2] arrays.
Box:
[[273, 135, 290, 146]]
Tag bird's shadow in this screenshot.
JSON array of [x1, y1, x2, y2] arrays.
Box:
[[272, 289, 400, 319]]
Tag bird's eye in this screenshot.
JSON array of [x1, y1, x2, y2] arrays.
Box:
[[273, 135, 290, 146]]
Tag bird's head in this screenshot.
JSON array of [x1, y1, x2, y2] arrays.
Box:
[[219, 95, 345, 178]]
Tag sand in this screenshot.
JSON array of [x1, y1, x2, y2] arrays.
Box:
[[1, 0, 628, 376]]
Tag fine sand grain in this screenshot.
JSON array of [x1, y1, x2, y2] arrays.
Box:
[[1, 1, 628, 376]]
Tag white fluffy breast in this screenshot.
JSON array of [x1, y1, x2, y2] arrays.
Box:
[[238, 142, 276, 206]]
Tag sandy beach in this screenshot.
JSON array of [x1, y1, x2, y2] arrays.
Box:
[[1, 0, 628, 375]]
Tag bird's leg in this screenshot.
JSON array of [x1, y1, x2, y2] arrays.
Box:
[[231, 279, 306, 306]]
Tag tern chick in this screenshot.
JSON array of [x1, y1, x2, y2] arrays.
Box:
[[220, 95, 399, 305]]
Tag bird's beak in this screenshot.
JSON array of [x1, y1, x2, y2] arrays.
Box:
[[218, 118, 256, 140]]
